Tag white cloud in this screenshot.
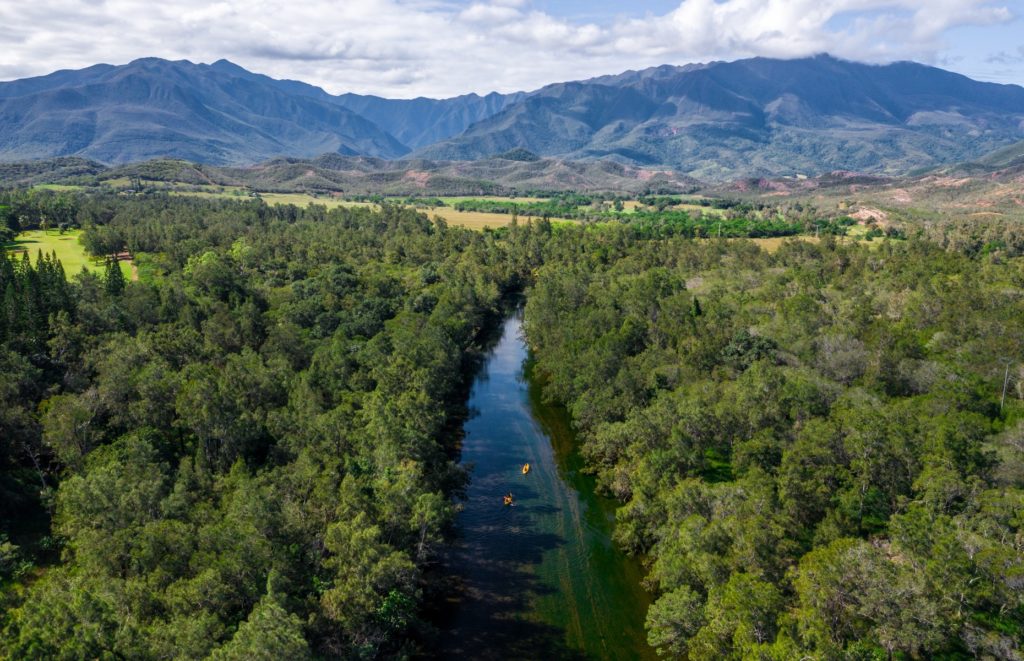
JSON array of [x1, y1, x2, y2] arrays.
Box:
[[0, 0, 1014, 97], [459, 3, 522, 23]]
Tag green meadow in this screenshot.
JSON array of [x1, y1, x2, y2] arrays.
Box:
[[7, 230, 133, 279]]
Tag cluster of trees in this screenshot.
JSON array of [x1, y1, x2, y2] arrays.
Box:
[[0, 249, 78, 552], [922, 215, 1024, 258], [636, 195, 754, 211], [0, 191, 79, 236], [451, 195, 868, 239], [2, 185, 1022, 658], [452, 194, 593, 219], [0, 196, 549, 658], [624, 210, 804, 239], [0, 251, 73, 349], [524, 231, 1024, 658]]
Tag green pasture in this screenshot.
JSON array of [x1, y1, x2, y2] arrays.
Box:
[[6, 230, 132, 279]]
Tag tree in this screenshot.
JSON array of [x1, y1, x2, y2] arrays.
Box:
[[320, 512, 417, 652], [646, 586, 705, 657], [104, 258, 125, 295], [689, 573, 783, 659], [792, 538, 946, 658], [210, 596, 311, 661]]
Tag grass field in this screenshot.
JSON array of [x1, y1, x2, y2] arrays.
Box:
[[33, 184, 84, 192], [168, 189, 382, 210], [437, 196, 547, 205], [259, 193, 377, 210], [98, 177, 134, 187], [7, 230, 132, 279], [747, 236, 811, 253], [170, 189, 535, 229], [30, 179, 575, 231], [425, 208, 521, 229], [168, 189, 257, 201], [734, 234, 882, 254], [425, 207, 576, 230], [673, 203, 725, 217]]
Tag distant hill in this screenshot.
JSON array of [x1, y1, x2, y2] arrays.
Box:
[[416, 55, 1024, 178], [201, 59, 526, 150], [0, 58, 410, 164], [968, 139, 1024, 169], [0, 154, 698, 195], [2, 55, 1023, 177], [9, 140, 1024, 209], [332, 92, 526, 150], [0, 156, 106, 186]]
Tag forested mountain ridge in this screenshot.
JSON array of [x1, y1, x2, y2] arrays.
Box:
[[417, 55, 1024, 178], [332, 91, 527, 150], [2, 55, 1024, 178], [0, 153, 698, 195], [0, 57, 527, 165], [203, 59, 527, 150], [0, 58, 410, 164]]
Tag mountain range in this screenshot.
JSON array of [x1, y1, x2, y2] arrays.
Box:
[[1, 55, 1023, 179]]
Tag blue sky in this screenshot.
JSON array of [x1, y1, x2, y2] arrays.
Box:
[[0, 0, 1021, 97], [947, 20, 1024, 83]]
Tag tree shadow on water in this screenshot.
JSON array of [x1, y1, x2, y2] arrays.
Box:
[[432, 508, 588, 660]]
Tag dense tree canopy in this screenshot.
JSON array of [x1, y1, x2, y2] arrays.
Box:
[[524, 230, 1024, 658], [1, 189, 1022, 659], [0, 196, 542, 658]]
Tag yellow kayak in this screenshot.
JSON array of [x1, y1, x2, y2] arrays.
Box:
[[522, 463, 530, 475], [503, 494, 514, 506]]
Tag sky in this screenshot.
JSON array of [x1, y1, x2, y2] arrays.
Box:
[[0, 0, 1022, 98]]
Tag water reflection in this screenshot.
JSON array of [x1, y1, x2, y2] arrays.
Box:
[[439, 312, 654, 660]]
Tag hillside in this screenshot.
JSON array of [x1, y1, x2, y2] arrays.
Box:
[[417, 55, 1024, 178], [2, 55, 1023, 177], [203, 59, 526, 150], [332, 92, 527, 149], [1, 153, 698, 195], [0, 58, 409, 164]]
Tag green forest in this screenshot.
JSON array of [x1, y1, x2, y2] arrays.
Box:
[[0, 193, 543, 658], [1, 190, 1022, 659], [525, 232, 1024, 658]]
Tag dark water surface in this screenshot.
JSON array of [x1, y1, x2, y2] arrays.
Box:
[[439, 312, 655, 660]]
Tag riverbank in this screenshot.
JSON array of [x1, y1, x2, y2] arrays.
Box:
[[439, 312, 654, 659]]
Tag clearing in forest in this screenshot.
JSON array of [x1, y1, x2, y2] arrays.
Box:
[[6, 230, 133, 279]]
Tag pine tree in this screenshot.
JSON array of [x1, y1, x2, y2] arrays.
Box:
[[104, 258, 125, 295], [0, 251, 14, 291], [4, 282, 19, 341]]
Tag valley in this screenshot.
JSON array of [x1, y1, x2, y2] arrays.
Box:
[[3, 187, 1020, 659], [1, 43, 1024, 661]]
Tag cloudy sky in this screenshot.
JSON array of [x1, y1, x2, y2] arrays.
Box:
[[1, 0, 1022, 98]]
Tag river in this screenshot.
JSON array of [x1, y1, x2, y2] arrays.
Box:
[[439, 311, 656, 660]]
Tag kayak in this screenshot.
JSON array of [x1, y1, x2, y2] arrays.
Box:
[[522, 463, 530, 474]]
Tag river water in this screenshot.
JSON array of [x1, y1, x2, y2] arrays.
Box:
[[439, 312, 656, 660]]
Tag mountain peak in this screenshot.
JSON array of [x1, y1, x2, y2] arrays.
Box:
[[413, 54, 1024, 179], [1, 55, 1023, 178], [209, 59, 248, 74], [0, 57, 410, 164], [126, 56, 196, 69]]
